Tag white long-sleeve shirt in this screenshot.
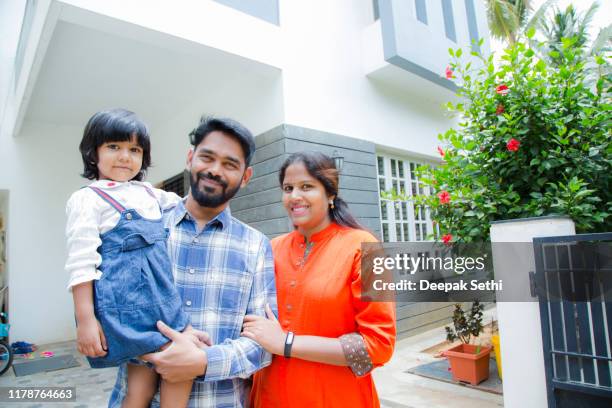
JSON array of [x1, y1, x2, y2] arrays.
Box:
[[65, 179, 181, 291]]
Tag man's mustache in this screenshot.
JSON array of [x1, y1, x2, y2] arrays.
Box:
[[197, 172, 228, 188]]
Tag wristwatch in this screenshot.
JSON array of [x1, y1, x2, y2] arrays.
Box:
[[284, 331, 295, 358]]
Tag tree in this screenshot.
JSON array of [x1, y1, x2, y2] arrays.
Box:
[[534, 2, 611, 86], [485, 0, 556, 45], [539, 3, 599, 64], [415, 34, 611, 243]]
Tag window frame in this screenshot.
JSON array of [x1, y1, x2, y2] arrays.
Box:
[[376, 153, 436, 242]]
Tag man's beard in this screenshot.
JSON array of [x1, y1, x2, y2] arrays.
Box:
[[190, 171, 241, 208]]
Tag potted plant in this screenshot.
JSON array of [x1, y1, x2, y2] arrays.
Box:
[[443, 301, 491, 385]]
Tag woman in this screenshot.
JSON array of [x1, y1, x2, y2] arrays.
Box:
[[242, 151, 396, 407]]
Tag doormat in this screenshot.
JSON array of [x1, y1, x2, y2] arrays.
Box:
[[13, 354, 80, 377], [405, 359, 503, 395]]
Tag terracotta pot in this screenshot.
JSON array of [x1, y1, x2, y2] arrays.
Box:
[[444, 344, 492, 385]]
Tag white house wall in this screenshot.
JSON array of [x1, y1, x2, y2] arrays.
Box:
[[0, 122, 83, 344], [278, 0, 455, 158], [144, 74, 284, 183], [59, 0, 282, 68], [0, 0, 488, 344], [1, 3, 285, 343]]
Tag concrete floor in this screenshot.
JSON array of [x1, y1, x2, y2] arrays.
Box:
[[0, 340, 117, 408], [375, 321, 504, 408], [0, 314, 504, 408]]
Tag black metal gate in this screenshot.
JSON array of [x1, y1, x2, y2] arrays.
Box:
[[533, 233, 612, 408]]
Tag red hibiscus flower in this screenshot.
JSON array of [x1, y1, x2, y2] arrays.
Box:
[[445, 66, 453, 80], [442, 234, 453, 245], [438, 191, 450, 204], [496, 84, 509, 95], [495, 104, 505, 115], [506, 138, 520, 152], [437, 146, 445, 157]]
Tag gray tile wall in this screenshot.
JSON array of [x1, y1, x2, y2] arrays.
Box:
[[231, 124, 457, 338], [231, 124, 381, 239]]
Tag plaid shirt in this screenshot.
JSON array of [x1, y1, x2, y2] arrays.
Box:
[[108, 201, 277, 408]]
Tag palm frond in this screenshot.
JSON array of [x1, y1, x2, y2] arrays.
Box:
[[486, 0, 521, 43], [515, 0, 533, 27], [581, 1, 600, 31], [590, 24, 612, 54], [523, 0, 557, 33]]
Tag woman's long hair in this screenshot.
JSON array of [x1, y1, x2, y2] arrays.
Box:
[[279, 151, 365, 231]]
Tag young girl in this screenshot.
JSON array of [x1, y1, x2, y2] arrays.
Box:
[[65, 109, 203, 407]]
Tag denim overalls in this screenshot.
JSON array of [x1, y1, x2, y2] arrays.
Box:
[[86, 186, 189, 368]]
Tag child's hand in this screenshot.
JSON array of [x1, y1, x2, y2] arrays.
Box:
[[76, 317, 108, 357], [183, 325, 212, 348]]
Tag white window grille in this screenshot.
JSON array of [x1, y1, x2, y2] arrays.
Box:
[[376, 154, 436, 242]]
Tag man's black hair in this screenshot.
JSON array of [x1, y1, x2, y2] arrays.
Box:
[[189, 116, 256, 167]]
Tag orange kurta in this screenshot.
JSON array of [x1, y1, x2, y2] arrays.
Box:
[[251, 222, 396, 408]]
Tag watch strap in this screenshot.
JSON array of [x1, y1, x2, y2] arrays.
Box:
[[284, 331, 295, 358]]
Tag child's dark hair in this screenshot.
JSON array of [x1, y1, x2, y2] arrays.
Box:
[[79, 108, 151, 180], [279, 151, 365, 231]]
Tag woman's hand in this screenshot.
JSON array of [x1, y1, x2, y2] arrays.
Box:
[[241, 304, 285, 356], [76, 317, 107, 357]]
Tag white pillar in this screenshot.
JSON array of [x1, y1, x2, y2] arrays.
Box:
[[490, 216, 575, 408]]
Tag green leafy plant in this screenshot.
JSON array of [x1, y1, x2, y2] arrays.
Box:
[[445, 301, 485, 345], [415, 32, 610, 243]]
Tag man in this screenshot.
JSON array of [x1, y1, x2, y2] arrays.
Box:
[[108, 117, 277, 407]]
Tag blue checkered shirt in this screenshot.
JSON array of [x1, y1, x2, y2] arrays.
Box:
[[108, 201, 277, 408]]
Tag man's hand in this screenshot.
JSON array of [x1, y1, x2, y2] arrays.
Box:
[[141, 321, 208, 383], [183, 325, 213, 348], [76, 317, 107, 357]]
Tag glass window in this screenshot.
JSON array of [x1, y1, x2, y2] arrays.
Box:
[[380, 201, 388, 220], [376, 155, 435, 242], [379, 178, 386, 193], [160, 172, 187, 197]]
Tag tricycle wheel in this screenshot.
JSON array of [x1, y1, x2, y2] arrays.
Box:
[[0, 340, 13, 375]]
